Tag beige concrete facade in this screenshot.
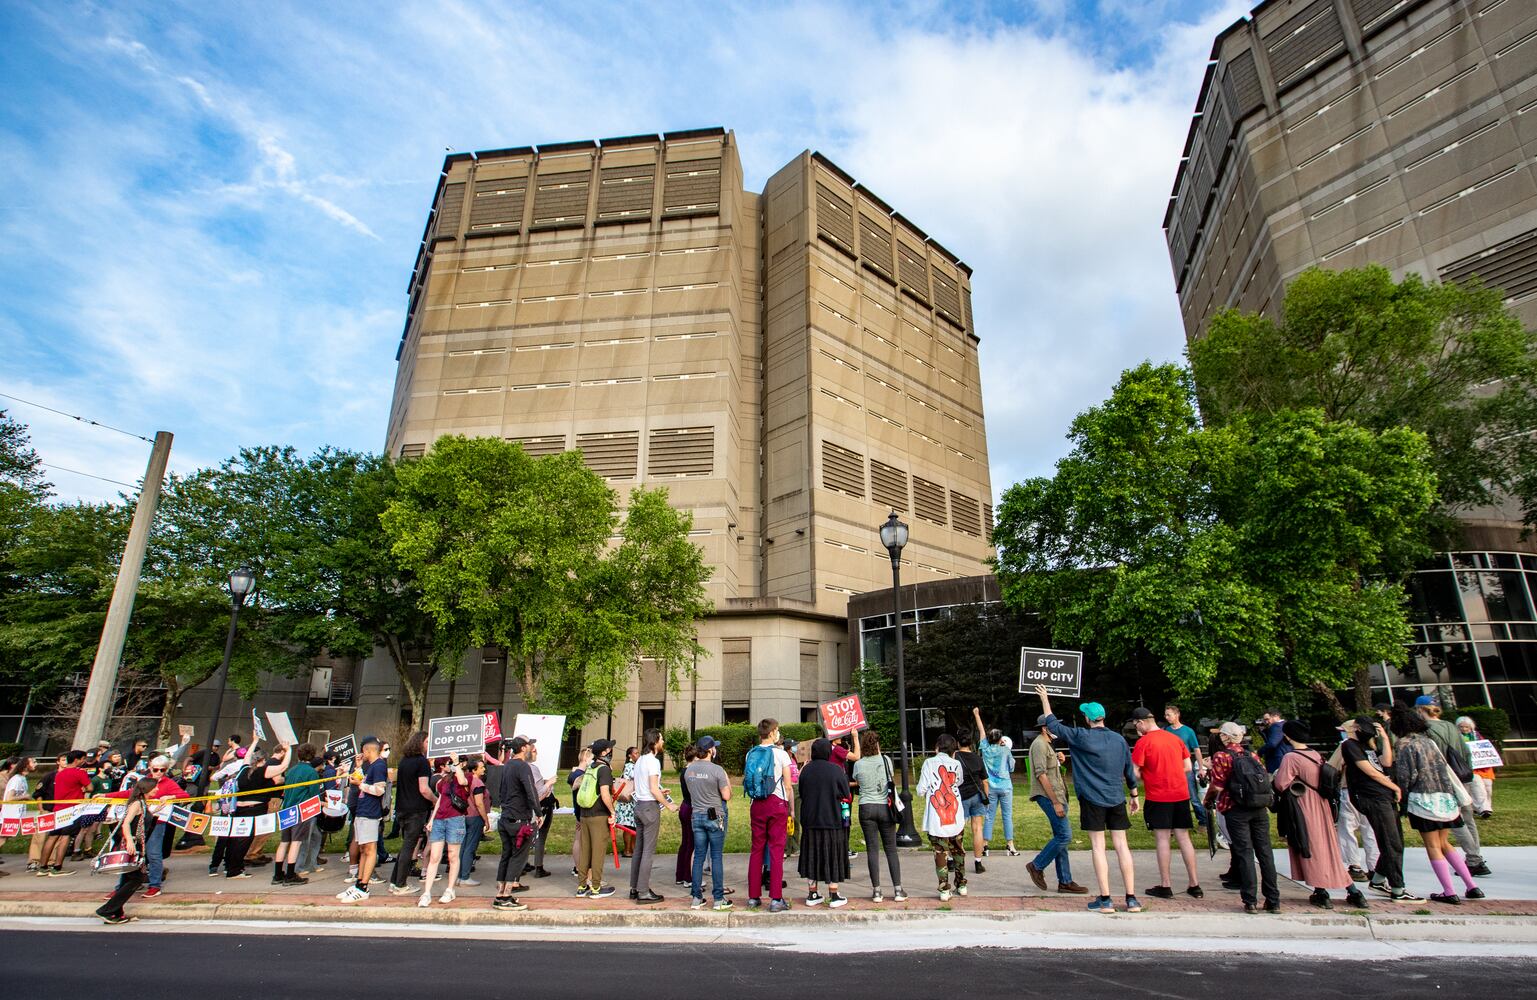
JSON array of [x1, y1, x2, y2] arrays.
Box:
[[379, 129, 992, 752]]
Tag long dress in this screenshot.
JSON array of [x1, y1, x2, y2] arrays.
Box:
[[1273, 750, 1349, 890], [613, 761, 636, 831]]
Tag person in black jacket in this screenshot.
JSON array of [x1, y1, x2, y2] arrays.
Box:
[[797, 738, 852, 908], [494, 736, 540, 910]]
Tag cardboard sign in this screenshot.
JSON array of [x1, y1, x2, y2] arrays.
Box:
[[819, 695, 868, 739], [1469, 739, 1504, 769], [513, 714, 566, 783], [483, 711, 503, 745], [251, 709, 267, 742], [185, 812, 210, 836], [178, 724, 196, 743], [427, 714, 487, 758], [326, 734, 359, 773], [265, 711, 299, 746], [1019, 646, 1084, 698]]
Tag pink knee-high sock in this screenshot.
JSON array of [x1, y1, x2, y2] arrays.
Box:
[[1445, 849, 1478, 891], [1430, 858, 1456, 895]]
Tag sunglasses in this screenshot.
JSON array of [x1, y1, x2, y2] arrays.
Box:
[[149, 767, 166, 773]]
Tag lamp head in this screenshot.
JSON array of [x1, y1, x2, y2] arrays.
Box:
[[228, 567, 256, 602], [878, 512, 909, 555]]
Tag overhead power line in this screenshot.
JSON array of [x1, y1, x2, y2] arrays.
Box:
[[0, 390, 154, 444], [40, 463, 138, 490]]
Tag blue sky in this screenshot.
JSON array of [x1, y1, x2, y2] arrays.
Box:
[[0, 0, 1250, 503]]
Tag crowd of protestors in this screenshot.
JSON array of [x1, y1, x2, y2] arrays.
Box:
[[0, 688, 1505, 924]]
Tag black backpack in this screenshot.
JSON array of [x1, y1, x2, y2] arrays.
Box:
[[1226, 750, 1275, 810]]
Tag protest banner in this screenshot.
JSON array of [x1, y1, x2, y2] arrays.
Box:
[[818, 695, 867, 739], [253, 813, 277, 835], [513, 714, 566, 783], [298, 796, 323, 822], [483, 711, 503, 745], [185, 812, 210, 836], [278, 806, 299, 830], [427, 714, 487, 758], [230, 816, 253, 837], [326, 734, 359, 773], [178, 724, 196, 743], [251, 709, 267, 742], [1018, 646, 1084, 698], [1469, 739, 1504, 769], [265, 711, 299, 746], [208, 816, 232, 837]]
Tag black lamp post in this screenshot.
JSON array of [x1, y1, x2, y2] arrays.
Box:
[[200, 568, 255, 792], [880, 512, 922, 847]]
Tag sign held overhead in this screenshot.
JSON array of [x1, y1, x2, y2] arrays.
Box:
[[1019, 646, 1083, 699], [427, 714, 487, 758]]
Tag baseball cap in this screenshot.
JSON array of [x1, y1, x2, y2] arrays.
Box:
[[1035, 713, 1053, 728], [1414, 694, 1436, 707], [1078, 702, 1106, 722], [695, 735, 719, 752], [589, 738, 616, 754], [507, 736, 532, 753], [1218, 721, 1247, 741], [1130, 707, 1155, 720], [212, 739, 223, 747]]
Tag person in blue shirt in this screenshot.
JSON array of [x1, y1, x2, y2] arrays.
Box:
[[1162, 704, 1207, 824], [972, 707, 1018, 857], [1035, 685, 1142, 914], [1259, 709, 1292, 774]]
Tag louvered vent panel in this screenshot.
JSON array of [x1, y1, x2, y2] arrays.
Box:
[[914, 476, 947, 526], [648, 426, 714, 477], [1440, 228, 1537, 300], [860, 214, 895, 278], [509, 434, 566, 457], [816, 183, 856, 253], [398, 443, 426, 460], [663, 158, 721, 214], [470, 177, 527, 231], [1264, 0, 1344, 88], [576, 431, 640, 480], [531, 171, 590, 228], [983, 503, 994, 541], [898, 243, 930, 301], [962, 286, 975, 335], [822, 441, 866, 498], [435, 182, 465, 240], [932, 264, 962, 323], [950, 490, 981, 536], [870, 459, 909, 513], [596, 163, 655, 219], [1223, 50, 1265, 118], [1353, 0, 1424, 36]]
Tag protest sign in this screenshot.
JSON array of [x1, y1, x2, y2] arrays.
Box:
[[299, 796, 323, 822], [818, 695, 867, 739], [265, 711, 299, 746], [483, 711, 503, 745], [178, 724, 195, 743], [251, 709, 267, 742], [1019, 647, 1084, 698], [253, 813, 276, 835], [278, 806, 299, 830], [326, 734, 359, 773], [1469, 739, 1504, 769], [185, 812, 210, 836], [208, 816, 232, 838], [513, 714, 566, 783], [427, 714, 487, 758]]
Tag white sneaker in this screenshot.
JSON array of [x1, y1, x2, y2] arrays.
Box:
[[336, 885, 367, 902], [388, 883, 414, 896], [440, 889, 456, 904], [939, 888, 952, 902], [418, 894, 431, 908], [347, 866, 359, 879], [871, 889, 884, 902]]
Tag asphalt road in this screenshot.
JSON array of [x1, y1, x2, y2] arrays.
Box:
[[2, 930, 1531, 998]]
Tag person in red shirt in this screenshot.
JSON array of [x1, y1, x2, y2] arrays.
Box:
[[1130, 708, 1202, 900], [40, 750, 93, 876]]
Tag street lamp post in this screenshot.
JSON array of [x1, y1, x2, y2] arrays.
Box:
[[879, 512, 922, 847], [200, 568, 256, 793]]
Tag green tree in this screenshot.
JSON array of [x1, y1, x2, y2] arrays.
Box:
[[993, 362, 1437, 719], [898, 603, 1047, 732], [1189, 265, 1537, 542], [381, 436, 712, 731]]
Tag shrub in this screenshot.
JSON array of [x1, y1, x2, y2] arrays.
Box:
[[1459, 705, 1510, 751], [691, 724, 758, 773], [662, 726, 691, 771], [0, 742, 22, 760]]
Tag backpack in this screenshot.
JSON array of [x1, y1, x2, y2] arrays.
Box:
[[743, 745, 779, 800], [1225, 750, 1274, 810], [218, 766, 245, 816], [575, 766, 601, 810]]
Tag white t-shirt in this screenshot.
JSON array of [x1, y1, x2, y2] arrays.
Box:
[[917, 753, 966, 838], [3, 773, 28, 801], [770, 746, 793, 803], [632, 752, 661, 802]]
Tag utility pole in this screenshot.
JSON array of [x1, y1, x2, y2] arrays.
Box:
[[73, 431, 173, 749]]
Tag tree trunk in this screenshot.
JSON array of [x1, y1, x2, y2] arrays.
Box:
[[157, 676, 184, 748], [1311, 679, 1350, 722], [1353, 665, 1374, 715], [384, 636, 437, 735]]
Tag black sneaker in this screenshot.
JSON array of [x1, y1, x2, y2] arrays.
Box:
[[1469, 863, 1492, 877], [973, 860, 985, 874], [1309, 888, 1333, 909], [1186, 885, 1204, 899], [532, 867, 551, 879], [1146, 885, 1175, 899], [828, 892, 847, 908], [1346, 889, 1369, 909], [285, 874, 309, 886], [1262, 901, 1281, 913], [628, 889, 639, 900], [1243, 902, 1258, 914], [806, 890, 824, 906]]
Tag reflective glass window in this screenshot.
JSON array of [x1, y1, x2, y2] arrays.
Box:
[[1480, 571, 1534, 622], [1405, 572, 1464, 624]]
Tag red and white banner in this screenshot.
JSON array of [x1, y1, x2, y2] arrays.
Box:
[[819, 695, 868, 739], [483, 711, 503, 746]]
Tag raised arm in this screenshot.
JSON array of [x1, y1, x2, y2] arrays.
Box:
[[972, 706, 987, 746]]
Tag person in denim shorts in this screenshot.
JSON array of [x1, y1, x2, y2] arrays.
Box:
[[419, 755, 470, 907]]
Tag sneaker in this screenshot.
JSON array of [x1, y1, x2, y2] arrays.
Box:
[[1469, 863, 1493, 878], [336, 885, 368, 902], [287, 874, 310, 886], [571, 866, 580, 877], [576, 884, 592, 898], [459, 878, 481, 887], [676, 879, 689, 887], [207, 868, 220, 878], [956, 883, 968, 896], [388, 883, 415, 896], [768, 898, 791, 913], [938, 888, 952, 902], [227, 872, 253, 880], [713, 899, 733, 911], [1429, 892, 1461, 905], [1345, 889, 1369, 909], [418, 894, 432, 908], [1368, 875, 1387, 893], [46, 868, 75, 878], [893, 887, 908, 902], [871, 888, 884, 903], [1348, 865, 1368, 883], [440, 889, 456, 904], [1057, 881, 1089, 895], [1025, 862, 1048, 892], [591, 885, 615, 898], [828, 892, 848, 908], [629, 889, 639, 900], [101, 914, 137, 925], [747, 898, 762, 910], [1466, 887, 1486, 900], [1087, 896, 1115, 914], [982, 846, 990, 857], [1309, 888, 1333, 909], [533, 867, 551, 878], [1243, 902, 1258, 914], [494, 896, 528, 911], [691, 896, 707, 909], [348, 866, 359, 879], [143, 886, 162, 899], [1186, 885, 1204, 899], [1146, 885, 1175, 899], [806, 890, 824, 906], [1263, 901, 1282, 913], [973, 860, 985, 874], [1124, 894, 1143, 913], [1006, 847, 1022, 857], [1390, 888, 1423, 902]]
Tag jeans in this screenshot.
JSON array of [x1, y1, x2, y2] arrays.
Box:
[[1185, 771, 1207, 824], [858, 803, 901, 889], [674, 801, 694, 883], [390, 811, 429, 887], [690, 811, 727, 901], [748, 796, 788, 901], [1030, 795, 1074, 885], [1225, 806, 1278, 906], [297, 819, 325, 873], [459, 815, 485, 880], [1352, 793, 1404, 890], [983, 783, 1013, 843], [532, 797, 555, 869], [629, 800, 662, 894], [1451, 789, 1485, 865], [146, 821, 170, 888]]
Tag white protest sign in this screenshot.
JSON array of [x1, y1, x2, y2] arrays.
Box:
[[251, 709, 267, 742], [265, 711, 299, 745], [513, 713, 566, 784], [1469, 739, 1503, 769]]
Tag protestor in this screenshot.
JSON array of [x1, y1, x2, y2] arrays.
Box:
[[1130, 707, 1202, 900], [125, 739, 150, 772], [0, 756, 35, 873], [271, 743, 318, 886], [106, 754, 188, 897], [574, 740, 617, 900], [494, 736, 540, 910], [1416, 697, 1490, 876], [1036, 686, 1140, 913], [1456, 716, 1495, 818], [95, 777, 158, 925], [37, 749, 91, 877], [1205, 722, 1279, 913], [1162, 704, 1207, 825], [916, 733, 968, 902], [529, 757, 557, 880], [566, 747, 592, 878], [673, 744, 698, 888], [797, 737, 851, 908], [744, 719, 794, 912], [299, 749, 342, 876], [1274, 722, 1367, 909], [850, 730, 904, 902], [615, 746, 638, 857], [387, 731, 435, 893], [1328, 723, 1379, 884], [1335, 715, 1416, 901], [685, 736, 733, 910], [457, 755, 489, 887], [628, 727, 677, 904], [336, 736, 388, 902], [953, 730, 990, 874], [1392, 705, 1484, 905], [223, 745, 288, 879], [974, 707, 1017, 857], [418, 754, 471, 906], [1025, 716, 1084, 894], [1258, 708, 1291, 774]]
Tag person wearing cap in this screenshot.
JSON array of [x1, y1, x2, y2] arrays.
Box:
[[684, 735, 733, 910], [1274, 722, 1367, 909], [1034, 686, 1139, 913], [337, 736, 388, 902], [576, 740, 618, 899], [493, 735, 541, 909], [1130, 707, 1202, 901], [1327, 719, 1380, 884], [1258, 708, 1291, 774], [1025, 713, 1084, 895], [1416, 696, 1490, 877], [1204, 722, 1279, 913], [1338, 713, 1408, 903]]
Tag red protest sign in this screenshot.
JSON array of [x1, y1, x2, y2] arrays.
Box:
[[819, 695, 867, 739], [483, 711, 502, 747], [298, 795, 322, 822]]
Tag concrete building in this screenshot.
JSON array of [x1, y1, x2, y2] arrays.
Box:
[[372, 128, 993, 754], [1166, 0, 1537, 747]]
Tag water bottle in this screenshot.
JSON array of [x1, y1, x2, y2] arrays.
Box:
[[840, 799, 850, 823]]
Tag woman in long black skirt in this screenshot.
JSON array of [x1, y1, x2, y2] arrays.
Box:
[[97, 777, 156, 924], [797, 738, 851, 907]]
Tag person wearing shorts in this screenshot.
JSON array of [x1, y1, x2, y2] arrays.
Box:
[[1036, 685, 1142, 914], [1130, 708, 1202, 900], [337, 737, 388, 902], [418, 756, 470, 907], [273, 743, 318, 887]]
